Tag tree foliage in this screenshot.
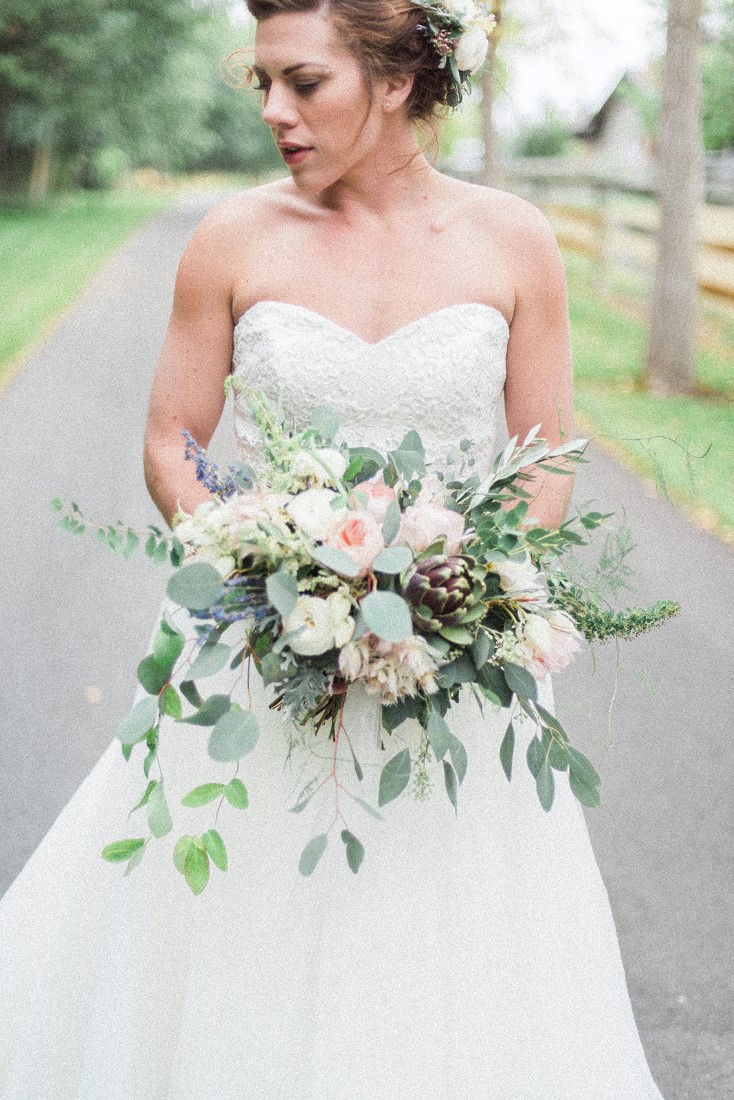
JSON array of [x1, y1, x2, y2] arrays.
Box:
[[702, 2, 734, 150], [0, 1, 279, 194]]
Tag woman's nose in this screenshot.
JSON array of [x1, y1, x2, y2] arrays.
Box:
[[261, 85, 299, 129]]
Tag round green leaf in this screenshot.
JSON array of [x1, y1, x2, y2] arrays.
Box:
[[299, 833, 328, 876], [173, 835, 196, 874], [266, 570, 299, 618], [202, 829, 228, 872], [371, 546, 413, 574], [102, 838, 146, 863], [161, 685, 182, 719], [181, 783, 226, 807], [188, 643, 231, 680], [137, 654, 169, 696], [208, 709, 260, 762], [148, 780, 173, 838], [117, 696, 159, 746], [360, 591, 413, 643], [167, 563, 224, 611], [184, 845, 210, 895], [224, 778, 249, 809], [152, 623, 185, 673], [180, 694, 232, 727], [340, 829, 365, 874], [312, 545, 360, 578]]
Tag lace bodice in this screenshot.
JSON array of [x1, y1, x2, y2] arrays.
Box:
[[231, 301, 509, 476]]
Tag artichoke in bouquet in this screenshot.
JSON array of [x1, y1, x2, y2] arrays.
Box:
[[404, 553, 486, 641]]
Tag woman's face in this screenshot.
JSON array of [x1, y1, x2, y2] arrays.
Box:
[[253, 9, 388, 191]]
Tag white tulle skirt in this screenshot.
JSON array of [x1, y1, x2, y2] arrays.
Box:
[[0, 604, 665, 1099]]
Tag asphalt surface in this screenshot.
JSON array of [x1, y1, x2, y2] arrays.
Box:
[[1, 193, 732, 1099]]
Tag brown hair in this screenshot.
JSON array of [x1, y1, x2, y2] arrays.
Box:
[[244, 0, 456, 123]]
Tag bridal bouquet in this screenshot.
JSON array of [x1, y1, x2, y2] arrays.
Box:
[[55, 391, 679, 893]]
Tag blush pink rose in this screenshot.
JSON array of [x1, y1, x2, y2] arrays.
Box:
[[398, 501, 465, 555], [325, 510, 385, 574], [349, 473, 397, 524]]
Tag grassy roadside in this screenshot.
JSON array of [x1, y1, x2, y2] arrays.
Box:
[[0, 188, 170, 387], [565, 253, 734, 545]]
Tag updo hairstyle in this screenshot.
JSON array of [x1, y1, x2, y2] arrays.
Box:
[[244, 0, 457, 122]]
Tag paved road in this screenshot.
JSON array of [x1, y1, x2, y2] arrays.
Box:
[[1, 195, 732, 1099]]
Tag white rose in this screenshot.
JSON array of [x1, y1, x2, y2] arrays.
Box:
[[491, 557, 544, 599], [292, 448, 347, 486], [286, 488, 345, 542], [442, 0, 476, 23], [454, 24, 489, 72], [283, 592, 354, 656]]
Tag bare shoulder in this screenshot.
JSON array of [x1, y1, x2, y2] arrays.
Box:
[[452, 181, 560, 259]]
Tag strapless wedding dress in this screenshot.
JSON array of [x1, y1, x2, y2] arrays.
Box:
[[0, 302, 665, 1099]]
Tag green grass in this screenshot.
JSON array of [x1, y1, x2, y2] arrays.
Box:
[[0, 188, 169, 383], [565, 254, 734, 543]]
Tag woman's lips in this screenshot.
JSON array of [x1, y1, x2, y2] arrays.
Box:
[[279, 145, 313, 166]]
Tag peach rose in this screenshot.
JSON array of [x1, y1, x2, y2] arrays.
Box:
[[349, 473, 397, 524], [325, 510, 384, 575], [398, 500, 465, 555]]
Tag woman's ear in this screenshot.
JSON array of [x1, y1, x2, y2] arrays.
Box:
[[381, 71, 415, 112]]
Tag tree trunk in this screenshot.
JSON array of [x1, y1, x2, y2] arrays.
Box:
[[479, 1, 502, 188], [645, 0, 704, 394], [28, 141, 54, 202]]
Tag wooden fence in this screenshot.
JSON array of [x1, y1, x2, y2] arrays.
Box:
[[500, 161, 734, 309]]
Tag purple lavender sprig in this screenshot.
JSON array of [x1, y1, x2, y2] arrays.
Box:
[[182, 430, 254, 499]]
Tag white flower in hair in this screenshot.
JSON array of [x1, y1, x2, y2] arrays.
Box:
[[441, 0, 477, 22], [454, 23, 490, 72]]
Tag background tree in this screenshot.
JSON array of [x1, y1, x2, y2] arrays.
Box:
[[702, 0, 734, 150], [645, 0, 704, 394]]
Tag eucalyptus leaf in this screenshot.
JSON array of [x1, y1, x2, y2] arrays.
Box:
[[535, 703, 566, 738], [266, 570, 299, 618], [312, 545, 360, 578], [381, 696, 420, 731], [340, 829, 365, 874], [426, 708, 451, 761], [569, 770, 601, 808], [526, 735, 546, 779], [181, 783, 226, 807], [378, 747, 411, 807], [188, 643, 231, 680], [152, 624, 185, 674], [478, 664, 513, 708], [161, 684, 182, 720], [547, 739, 569, 771], [535, 760, 555, 812], [299, 833, 328, 876], [371, 545, 413, 574], [349, 741, 363, 781], [173, 835, 195, 874], [309, 404, 340, 441], [500, 720, 515, 781], [180, 680, 203, 709], [202, 829, 228, 872], [471, 633, 493, 671], [567, 746, 601, 787], [130, 779, 157, 814], [184, 845, 210, 894], [361, 591, 413, 643], [180, 694, 231, 727], [148, 780, 173, 838], [382, 499, 401, 544], [350, 795, 385, 822], [137, 654, 169, 696], [438, 625, 474, 646], [101, 838, 146, 863], [117, 696, 159, 746], [123, 844, 146, 876], [208, 709, 260, 762], [447, 732, 468, 785], [503, 661, 538, 702], [167, 562, 224, 611], [443, 759, 458, 816], [224, 777, 249, 809]]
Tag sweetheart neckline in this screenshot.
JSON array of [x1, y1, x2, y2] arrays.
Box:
[[233, 300, 510, 348]]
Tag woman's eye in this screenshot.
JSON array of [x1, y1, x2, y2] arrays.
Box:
[[254, 83, 270, 93], [295, 81, 319, 95]]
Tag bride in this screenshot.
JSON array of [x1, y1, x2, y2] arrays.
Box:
[[0, 1, 667, 1097]]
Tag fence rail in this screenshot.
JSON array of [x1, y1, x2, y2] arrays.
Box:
[[498, 161, 734, 308]]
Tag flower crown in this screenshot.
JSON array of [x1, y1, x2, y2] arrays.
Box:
[[410, 0, 496, 106]]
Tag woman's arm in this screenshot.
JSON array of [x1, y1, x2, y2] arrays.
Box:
[[503, 203, 575, 530], [143, 212, 236, 527]]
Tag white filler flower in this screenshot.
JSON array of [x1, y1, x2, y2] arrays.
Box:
[[441, 0, 476, 23], [454, 24, 489, 71], [283, 592, 355, 656]]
